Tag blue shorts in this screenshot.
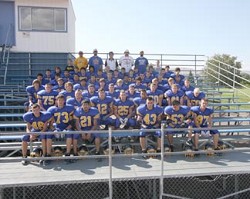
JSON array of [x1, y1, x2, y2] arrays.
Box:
[[65, 133, 80, 140], [115, 118, 136, 128], [40, 132, 55, 140], [22, 134, 40, 142], [165, 126, 185, 135], [22, 132, 54, 141], [193, 125, 219, 134], [139, 128, 161, 137], [80, 127, 100, 139], [100, 116, 116, 126]]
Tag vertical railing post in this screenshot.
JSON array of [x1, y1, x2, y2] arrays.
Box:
[[108, 127, 113, 199], [217, 62, 221, 86], [159, 123, 165, 198], [160, 54, 163, 68], [28, 53, 31, 76], [233, 67, 236, 90], [194, 55, 197, 77]]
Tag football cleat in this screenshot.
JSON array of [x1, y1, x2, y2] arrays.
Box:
[[204, 143, 214, 156], [30, 147, 42, 158], [103, 145, 115, 155], [147, 145, 156, 158], [53, 146, 63, 157], [123, 144, 134, 155], [78, 145, 89, 156]]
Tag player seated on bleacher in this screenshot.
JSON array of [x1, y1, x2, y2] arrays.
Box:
[[73, 99, 101, 157], [22, 103, 54, 166], [47, 95, 77, 163], [25, 79, 44, 111], [164, 100, 192, 152], [90, 88, 115, 130], [113, 90, 136, 131], [186, 88, 206, 107], [137, 96, 163, 158], [165, 84, 185, 105], [37, 83, 58, 111], [186, 98, 220, 152]]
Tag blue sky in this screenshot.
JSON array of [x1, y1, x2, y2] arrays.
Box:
[[72, 0, 250, 69]]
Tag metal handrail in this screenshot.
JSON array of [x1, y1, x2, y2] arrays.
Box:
[[2, 52, 206, 86], [210, 58, 241, 71], [3, 46, 10, 85], [208, 61, 250, 84], [205, 59, 250, 99]]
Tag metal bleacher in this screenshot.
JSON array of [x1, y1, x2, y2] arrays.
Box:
[[0, 52, 250, 159]]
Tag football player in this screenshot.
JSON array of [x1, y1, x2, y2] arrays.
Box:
[[25, 79, 44, 111], [164, 100, 192, 152], [47, 95, 76, 160], [66, 89, 85, 109], [74, 99, 100, 155], [146, 83, 164, 106], [114, 90, 136, 130], [90, 88, 115, 129], [189, 98, 219, 151], [37, 83, 58, 111], [137, 97, 163, 157], [186, 88, 206, 107], [22, 104, 53, 165], [165, 84, 184, 105]]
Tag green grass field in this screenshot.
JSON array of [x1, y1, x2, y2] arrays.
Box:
[[215, 87, 250, 109], [219, 88, 250, 102]]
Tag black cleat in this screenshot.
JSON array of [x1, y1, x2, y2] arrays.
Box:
[[64, 153, 71, 164], [194, 149, 200, 157], [95, 151, 102, 162], [169, 145, 174, 152], [214, 148, 222, 156], [142, 150, 148, 159]]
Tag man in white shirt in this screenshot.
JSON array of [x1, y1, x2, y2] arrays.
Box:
[[105, 51, 118, 72], [119, 49, 134, 73]]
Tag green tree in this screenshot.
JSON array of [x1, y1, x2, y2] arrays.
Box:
[[187, 70, 194, 84], [205, 54, 242, 87]]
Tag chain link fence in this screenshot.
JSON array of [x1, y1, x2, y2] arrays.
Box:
[[1, 174, 250, 199]]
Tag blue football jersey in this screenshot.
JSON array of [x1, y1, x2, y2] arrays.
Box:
[[74, 107, 100, 130], [90, 96, 113, 117], [26, 85, 44, 104], [137, 104, 163, 128], [37, 90, 58, 110], [133, 97, 146, 107], [146, 89, 163, 105], [186, 91, 205, 106], [191, 106, 213, 126], [23, 111, 52, 132], [59, 90, 75, 101], [164, 106, 190, 127], [114, 98, 134, 118], [47, 105, 74, 130], [82, 91, 98, 100], [165, 90, 184, 103], [126, 91, 140, 101], [66, 97, 84, 109]]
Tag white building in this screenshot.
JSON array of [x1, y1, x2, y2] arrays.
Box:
[[0, 0, 75, 52]]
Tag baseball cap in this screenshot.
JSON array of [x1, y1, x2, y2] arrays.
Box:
[[93, 49, 98, 53], [124, 49, 129, 53]]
